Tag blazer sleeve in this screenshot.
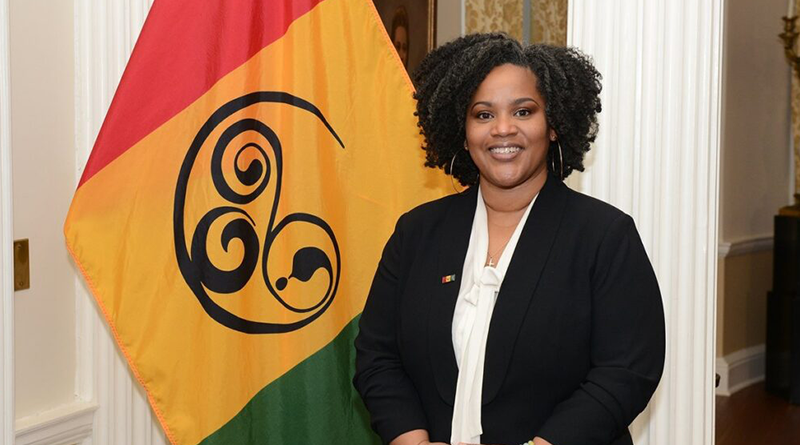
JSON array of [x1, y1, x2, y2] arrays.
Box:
[[537, 213, 666, 445], [353, 213, 428, 444]]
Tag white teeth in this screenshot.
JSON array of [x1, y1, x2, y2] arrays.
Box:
[[490, 146, 522, 154]]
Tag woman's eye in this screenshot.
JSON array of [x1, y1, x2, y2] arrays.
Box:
[[476, 111, 492, 120], [515, 109, 531, 117]]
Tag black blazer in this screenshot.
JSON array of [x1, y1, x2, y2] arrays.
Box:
[[354, 175, 665, 445]]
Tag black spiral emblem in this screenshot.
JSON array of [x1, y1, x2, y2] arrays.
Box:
[[174, 92, 344, 334]]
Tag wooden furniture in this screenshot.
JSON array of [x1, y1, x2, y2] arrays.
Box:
[[766, 215, 800, 403]]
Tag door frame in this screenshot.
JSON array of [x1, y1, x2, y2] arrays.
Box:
[[0, 0, 15, 442]]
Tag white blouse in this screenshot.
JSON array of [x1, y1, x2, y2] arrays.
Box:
[[450, 186, 537, 445]]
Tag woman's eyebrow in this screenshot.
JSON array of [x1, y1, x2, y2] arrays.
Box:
[[470, 97, 541, 110], [513, 97, 540, 106]]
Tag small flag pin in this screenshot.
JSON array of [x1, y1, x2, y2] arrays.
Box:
[[441, 274, 456, 284]]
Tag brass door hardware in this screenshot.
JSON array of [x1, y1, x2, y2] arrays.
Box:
[[13, 239, 29, 291]]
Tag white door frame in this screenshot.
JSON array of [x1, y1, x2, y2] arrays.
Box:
[[0, 0, 15, 442]]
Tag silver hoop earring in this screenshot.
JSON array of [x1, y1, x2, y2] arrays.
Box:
[[558, 140, 564, 180], [551, 140, 564, 180], [449, 150, 469, 194]]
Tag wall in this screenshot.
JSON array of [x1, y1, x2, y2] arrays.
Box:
[[9, 0, 76, 418], [466, 0, 524, 40], [717, 0, 791, 363], [464, 0, 566, 44], [437, 0, 462, 45], [720, 251, 772, 355], [721, 0, 791, 243], [531, 0, 567, 45]]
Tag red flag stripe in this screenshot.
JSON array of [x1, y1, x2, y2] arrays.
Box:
[[79, 0, 325, 187]]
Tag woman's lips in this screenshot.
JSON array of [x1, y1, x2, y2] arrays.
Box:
[[488, 145, 522, 160]]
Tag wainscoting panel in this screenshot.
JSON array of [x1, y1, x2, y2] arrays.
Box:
[[716, 345, 766, 397], [15, 403, 97, 445], [718, 235, 774, 258]]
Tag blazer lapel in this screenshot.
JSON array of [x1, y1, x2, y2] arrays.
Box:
[[428, 187, 477, 406], [482, 175, 568, 404]]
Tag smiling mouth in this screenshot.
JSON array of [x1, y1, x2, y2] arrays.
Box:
[[489, 146, 522, 154]]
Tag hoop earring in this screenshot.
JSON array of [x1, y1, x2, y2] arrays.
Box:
[[550, 140, 564, 181], [449, 150, 469, 194], [557, 140, 564, 180]]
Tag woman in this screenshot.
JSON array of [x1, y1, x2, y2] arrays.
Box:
[[390, 6, 409, 68], [354, 33, 665, 445]]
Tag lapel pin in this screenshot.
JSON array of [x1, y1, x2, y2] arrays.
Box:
[[441, 274, 456, 284]]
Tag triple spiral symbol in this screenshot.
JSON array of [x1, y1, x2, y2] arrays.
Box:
[[174, 92, 343, 334]]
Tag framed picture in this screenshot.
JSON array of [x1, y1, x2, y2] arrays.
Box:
[[373, 0, 437, 74]]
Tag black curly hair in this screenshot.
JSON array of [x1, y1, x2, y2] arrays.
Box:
[[411, 33, 602, 185]]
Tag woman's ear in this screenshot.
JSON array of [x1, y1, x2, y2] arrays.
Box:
[[549, 130, 557, 141]]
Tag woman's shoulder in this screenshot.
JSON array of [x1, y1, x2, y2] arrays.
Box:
[[396, 189, 472, 229], [564, 186, 626, 216], [561, 185, 635, 233], [380, 191, 469, 255]]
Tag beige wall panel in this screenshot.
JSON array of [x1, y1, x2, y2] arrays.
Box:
[[721, 0, 791, 242], [464, 0, 567, 46], [465, 0, 523, 40], [437, 0, 462, 46], [716, 0, 790, 361], [9, 0, 76, 418], [531, 0, 567, 45], [721, 250, 771, 356]]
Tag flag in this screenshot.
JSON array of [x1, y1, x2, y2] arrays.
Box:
[[64, 0, 449, 443]]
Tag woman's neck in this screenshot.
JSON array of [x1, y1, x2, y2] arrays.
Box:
[[480, 172, 546, 216]]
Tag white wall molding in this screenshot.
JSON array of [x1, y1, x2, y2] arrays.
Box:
[[74, 1, 167, 444], [0, 0, 14, 442], [460, 0, 466, 36], [715, 344, 765, 397], [718, 234, 774, 257], [15, 402, 97, 445], [568, 1, 723, 444]]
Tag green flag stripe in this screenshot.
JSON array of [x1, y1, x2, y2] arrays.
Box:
[[199, 316, 381, 445]]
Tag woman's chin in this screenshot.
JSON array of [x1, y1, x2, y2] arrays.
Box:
[[481, 175, 526, 190], [480, 169, 545, 191]]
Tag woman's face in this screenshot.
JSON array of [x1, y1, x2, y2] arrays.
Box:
[[465, 63, 553, 191], [393, 25, 409, 67]]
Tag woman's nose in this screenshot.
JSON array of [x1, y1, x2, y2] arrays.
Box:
[[491, 114, 517, 137]]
